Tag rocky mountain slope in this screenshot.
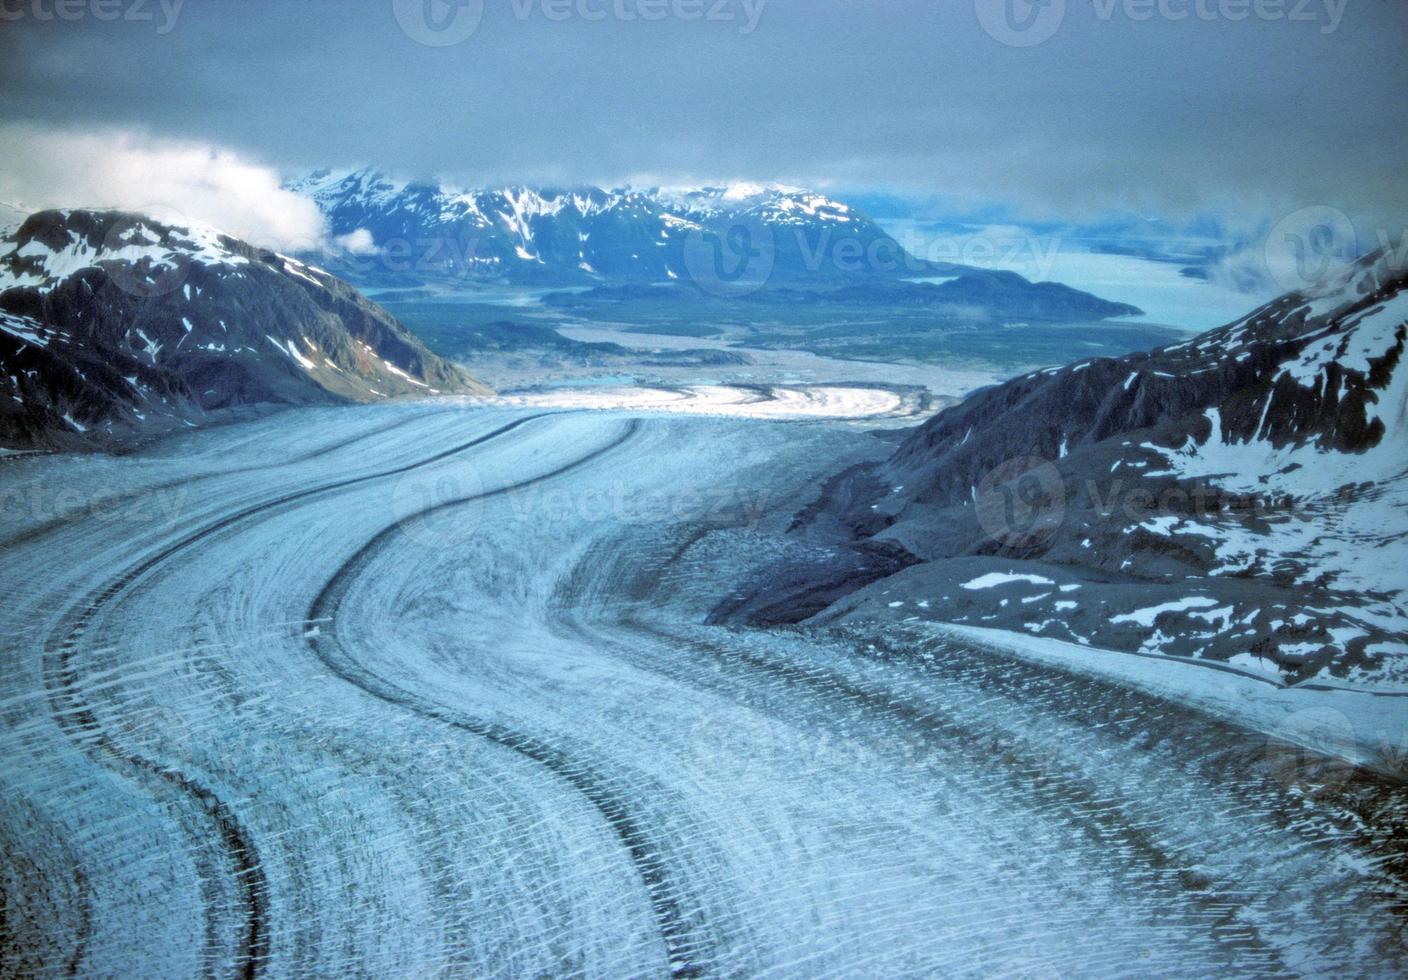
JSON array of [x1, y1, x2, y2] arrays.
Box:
[[286, 168, 970, 288], [720, 249, 1408, 687], [0, 209, 487, 450]]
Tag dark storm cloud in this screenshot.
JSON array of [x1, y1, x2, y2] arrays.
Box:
[[0, 0, 1404, 228]]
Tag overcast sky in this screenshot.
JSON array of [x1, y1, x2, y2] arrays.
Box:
[[1, 0, 1404, 240]]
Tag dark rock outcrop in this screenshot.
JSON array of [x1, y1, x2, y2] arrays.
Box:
[[0, 209, 488, 450], [718, 249, 1408, 683]]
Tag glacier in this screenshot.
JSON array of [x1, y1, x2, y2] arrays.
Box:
[[1, 394, 1405, 976]]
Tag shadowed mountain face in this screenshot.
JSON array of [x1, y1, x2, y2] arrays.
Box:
[[0, 210, 488, 450], [720, 250, 1408, 685]]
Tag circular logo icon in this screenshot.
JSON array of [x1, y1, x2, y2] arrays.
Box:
[[1264, 706, 1357, 799], [100, 204, 199, 300], [974, 455, 1066, 553], [392, 0, 484, 47], [389, 456, 487, 550], [686, 708, 785, 786], [682, 216, 776, 297], [1263, 205, 1357, 294], [975, 0, 1066, 47]]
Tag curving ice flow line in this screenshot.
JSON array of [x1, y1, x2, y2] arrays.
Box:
[[304, 418, 710, 978], [41, 412, 556, 978], [2, 408, 456, 549]]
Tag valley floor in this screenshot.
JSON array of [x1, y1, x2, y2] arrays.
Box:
[[1, 396, 1404, 976]]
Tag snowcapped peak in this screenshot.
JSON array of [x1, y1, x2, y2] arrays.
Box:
[[286, 167, 405, 211], [722, 181, 772, 201], [0, 209, 249, 295], [283, 167, 913, 286]]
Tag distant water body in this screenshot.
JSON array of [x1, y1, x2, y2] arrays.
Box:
[[883, 220, 1275, 333]]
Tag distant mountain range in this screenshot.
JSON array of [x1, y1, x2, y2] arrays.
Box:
[[288, 168, 1148, 321], [721, 248, 1408, 686], [0, 209, 486, 450], [287, 169, 975, 289]]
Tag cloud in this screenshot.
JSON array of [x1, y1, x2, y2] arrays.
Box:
[[1, 1, 1403, 237], [0, 123, 327, 250], [333, 228, 378, 255]]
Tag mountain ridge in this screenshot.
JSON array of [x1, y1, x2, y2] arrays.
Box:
[[286, 167, 978, 288], [715, 248, 1408, 686], [0, 208, 487, 450]]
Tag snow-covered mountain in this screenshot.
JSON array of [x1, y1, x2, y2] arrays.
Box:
[[0, 209, 487, 450], [724, 249, 1408, 687], [287, 168, 966, 288]]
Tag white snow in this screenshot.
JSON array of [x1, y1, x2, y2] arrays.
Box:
[[1111, 596, 1219, 627], [267, 334, 317, 370], [0, 218, 248, 295], [0, 402, 1403, 977], [0, 310, 49, 346], [481, 384, 917, 421], [381, 359, 430, 389], [922, 622, 1408, 764], [961, 572, 1056, 590]]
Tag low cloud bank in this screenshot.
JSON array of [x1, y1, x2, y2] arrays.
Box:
[[0, 123, 327, 251]]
